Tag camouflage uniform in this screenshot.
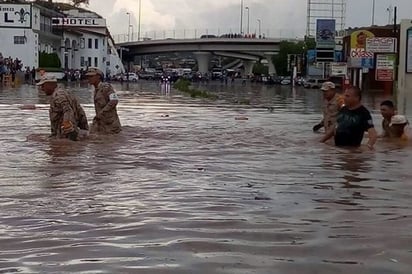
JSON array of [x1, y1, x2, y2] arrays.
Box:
[[49, 89, 89, 139], [323, 94, 344, 132], [91, 82, 121, 134]]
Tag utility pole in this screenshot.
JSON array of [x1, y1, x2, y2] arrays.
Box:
[[371, 0, 376, 25], [257, 19, 261, 37], [126, 12, 131, 42], [138, 0, 141, 41], [245, 6, 250, 34], [240, 0, 243, 34]]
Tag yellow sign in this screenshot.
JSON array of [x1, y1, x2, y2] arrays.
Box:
[[350, 30, 375, 49]]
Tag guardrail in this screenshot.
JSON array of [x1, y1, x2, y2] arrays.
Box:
[[112, 28, 305, 44]]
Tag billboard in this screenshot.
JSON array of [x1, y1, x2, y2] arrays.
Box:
[[350, 30, 375, 49], [376, 54, 395, 81], [0, 4, 32, 29], [348, 30, 375, 68], [330, 63, 347, 76], [366, 37, 397, 53], [406, 29, 412, 73], [316, 19, 336, 48]]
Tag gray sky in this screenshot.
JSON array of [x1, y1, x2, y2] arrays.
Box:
[[82, 0, 412, 37]]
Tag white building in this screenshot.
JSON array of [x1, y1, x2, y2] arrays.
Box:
[[52, 4, 124, 76], [0, 1, 124, 76], [0, 1, 62, 69]]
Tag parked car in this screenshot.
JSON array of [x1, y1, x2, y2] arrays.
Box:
[[122, 73, 139, 82], [138, 69, 156, 80], [303, 78, 327, 89], [280, 77, 292, 85]]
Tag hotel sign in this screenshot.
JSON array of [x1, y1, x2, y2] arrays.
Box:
[[0, 4, 32, 29], [52, 17, 106, 27]]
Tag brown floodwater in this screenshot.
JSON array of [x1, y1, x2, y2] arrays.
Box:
[[0, 81, 411, 274]]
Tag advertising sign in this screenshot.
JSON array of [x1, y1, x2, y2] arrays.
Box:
[[52, 17, 106, 27], [366, 37, 397, 53], [316, 19, 336, 48], [330, 63, 347, 76], [376, 54, 396, 81], [348, 48, 374, 68], [350, 30, 375, 49], [0, 4, 32, 28], [407, 29, 412, 73]]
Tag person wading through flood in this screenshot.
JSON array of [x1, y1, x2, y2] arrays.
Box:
[[86, 67, 121, 134], [379, 100, 396, 138], [313, 81, 344, 134], [385, 115, 411, 141], [320, 86, 378, 150], [37, 75, 89, 141]]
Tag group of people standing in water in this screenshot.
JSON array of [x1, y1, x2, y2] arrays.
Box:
[[36, 71, 409, 149], [314, 81, 410, 150], [36, 67, 121, 141]]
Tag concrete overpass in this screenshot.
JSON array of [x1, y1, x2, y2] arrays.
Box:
[[117, 38, 284, 75]]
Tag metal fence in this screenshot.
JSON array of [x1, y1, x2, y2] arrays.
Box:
[[112, 28, 305, 43]]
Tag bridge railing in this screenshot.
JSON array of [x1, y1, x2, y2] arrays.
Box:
[[113, 28, 305, 43]]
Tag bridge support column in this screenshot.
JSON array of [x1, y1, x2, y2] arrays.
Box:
[[194, 52, 211, 74], [243, 60, 256, 77], [264, 53, 277, 76]]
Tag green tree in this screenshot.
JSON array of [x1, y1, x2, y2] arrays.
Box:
[[272, 41, 307, 76]]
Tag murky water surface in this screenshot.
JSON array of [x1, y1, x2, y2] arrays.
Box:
[[0, 81, 411, 273]]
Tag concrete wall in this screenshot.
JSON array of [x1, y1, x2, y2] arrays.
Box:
[[397, 20, 412, 117]]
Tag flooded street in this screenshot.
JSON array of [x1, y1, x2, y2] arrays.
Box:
[[0, 81, 411, 273]]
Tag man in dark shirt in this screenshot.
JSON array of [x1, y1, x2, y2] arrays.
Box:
[[321, 87, 378, 149]]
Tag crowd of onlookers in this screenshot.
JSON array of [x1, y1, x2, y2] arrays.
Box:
[[0, 52, 25, 84], [219, 33, 266, 39]]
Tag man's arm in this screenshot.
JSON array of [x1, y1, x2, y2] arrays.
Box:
[[96, 85, 118, 119], [320, 127, 335, 143], [366, 127, 378, 149]]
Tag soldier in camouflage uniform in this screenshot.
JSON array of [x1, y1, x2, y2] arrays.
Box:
[[37, 76, 89, 140], [86, 67, 121, 134], [313, 81, 344, 133]]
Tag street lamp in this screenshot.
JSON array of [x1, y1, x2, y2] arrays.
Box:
[[126, 12, 131, 42], [257, 19, 261, 37], [245, 6, 250, 35], [138, 0, 141, 41], [130, 25, 134, 41], [240, 0, 243, 34]]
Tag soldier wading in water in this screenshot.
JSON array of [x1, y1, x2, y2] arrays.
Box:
[[86, 67, 122, 134]]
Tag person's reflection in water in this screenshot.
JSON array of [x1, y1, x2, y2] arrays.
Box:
[[338, 152, 373, 188]]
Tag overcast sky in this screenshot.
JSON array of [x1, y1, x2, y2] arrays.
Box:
[[81, 0, 412, 38]]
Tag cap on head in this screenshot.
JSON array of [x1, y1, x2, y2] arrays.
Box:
[[390, 115, 408, 126], [320, 81, 336, 91], [36, 75, 57, 86], [85, 67, 104, 77]]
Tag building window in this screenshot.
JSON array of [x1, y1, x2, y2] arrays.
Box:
[[94, 57, 98, 67], [103, 39, 105, 46], [80, 56, 85, 67], [95, 39, 98, 49], [14, 36, 25, 44], [87, 57, 92, 67], [88, 38, 92, 49], [80, 38, 85, 49]]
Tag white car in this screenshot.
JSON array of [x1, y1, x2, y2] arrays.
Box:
[[122, 73, 139, 82]]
